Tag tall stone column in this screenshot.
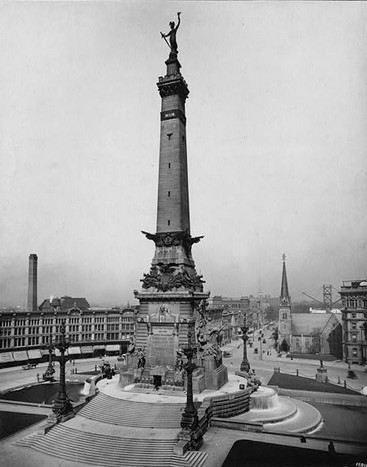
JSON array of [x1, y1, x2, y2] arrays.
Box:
[[133, 43, 208, 373]]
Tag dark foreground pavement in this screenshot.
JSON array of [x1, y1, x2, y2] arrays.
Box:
[[222, 439, 367, 467]]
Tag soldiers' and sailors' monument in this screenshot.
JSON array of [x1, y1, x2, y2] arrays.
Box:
[[120, 13, 228, 392], [10, 15, 327, 467]]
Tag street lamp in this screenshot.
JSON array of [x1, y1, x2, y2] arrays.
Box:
[[240, 316, 250, 372], [43, 337, 56, 382], [51, 320, 74, 421], [258, 335, 263, 360], [181, 319, 199, 430]]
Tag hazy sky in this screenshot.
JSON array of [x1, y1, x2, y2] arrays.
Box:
[[1, 1, 366, 307]]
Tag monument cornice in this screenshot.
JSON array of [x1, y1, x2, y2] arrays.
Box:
[[134, 290, 209, 301], [157, 76, 189, 100], [142, 230, 203, 253]]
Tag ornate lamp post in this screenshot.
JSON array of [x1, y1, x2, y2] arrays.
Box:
[[51, 320, 73, 421], [43, 339, 56, 382], [181, 319, 199, 430], [240, 316, 250, 372]]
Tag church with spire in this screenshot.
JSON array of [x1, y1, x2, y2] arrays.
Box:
[[277, 254, 342, 358], [278, 254, 292, 352]]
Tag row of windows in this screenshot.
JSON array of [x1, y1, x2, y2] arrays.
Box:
[[0, 320, 12, 327], [349, 322, 365, 330], [2, 324, 135, 334], [0, 317, 134, 328], [347, 312, 367, 319], [15, 319, 26, 326], [0, 339, 11, 348], [1, 332, 134, 348], [344, 299, 367, 308], [107, 333, 119, 340]]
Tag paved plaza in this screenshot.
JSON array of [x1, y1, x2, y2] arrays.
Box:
[[0, 335, 367, 466]]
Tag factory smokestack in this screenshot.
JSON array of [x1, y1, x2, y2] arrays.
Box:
[[27, 254, 38, 312]]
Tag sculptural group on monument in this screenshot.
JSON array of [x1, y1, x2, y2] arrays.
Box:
[[195, 300, 226, 368]]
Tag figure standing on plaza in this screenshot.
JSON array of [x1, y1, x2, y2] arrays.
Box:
[[161, 12, 181, 56]]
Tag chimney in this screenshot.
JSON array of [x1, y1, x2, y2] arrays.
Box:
[[27, 254, 38, 312]]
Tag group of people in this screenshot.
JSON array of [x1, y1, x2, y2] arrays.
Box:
[[100, 360, 115, 379]]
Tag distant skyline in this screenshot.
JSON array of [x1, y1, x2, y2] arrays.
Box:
[[1, 2, 366, 307]]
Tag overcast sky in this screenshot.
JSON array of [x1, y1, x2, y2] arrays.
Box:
[[1, 1, 366, 307]]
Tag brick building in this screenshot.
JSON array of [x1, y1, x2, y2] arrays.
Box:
[[0, 297, 135, 367], [340, 280, 367, 364]]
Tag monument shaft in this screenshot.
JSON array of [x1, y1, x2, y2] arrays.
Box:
[[157, 65, 190, 235]]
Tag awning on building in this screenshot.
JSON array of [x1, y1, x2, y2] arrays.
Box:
[[68, 347, 81, 355], [40, 348, 50, 356], [27, 349, 42, 360], [80, 346, 93, 354], [13, 350, 28, 362], [106, 344, 120, 352], [0, 352, 14, 363], [93, 345, 106, 351]]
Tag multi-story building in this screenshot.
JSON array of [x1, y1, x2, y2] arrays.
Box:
[[211, 295, 250, 338], [211, 296, 249, 314], [340, 280, 367, 364], [0, 296, 135, 367], [0, 254, 136, 367]]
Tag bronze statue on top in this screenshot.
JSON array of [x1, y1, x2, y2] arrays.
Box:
[[161, 12, 181, 56]]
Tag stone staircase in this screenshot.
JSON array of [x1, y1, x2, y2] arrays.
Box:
[[79, 392, 187, 428], [16, 424, 208, 467]]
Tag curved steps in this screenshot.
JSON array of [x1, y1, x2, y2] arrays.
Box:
[[79, 392, 188, 428], [17, 424, 208, 467]]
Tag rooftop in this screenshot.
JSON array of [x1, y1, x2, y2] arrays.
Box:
[[341, 280, 367, 290]]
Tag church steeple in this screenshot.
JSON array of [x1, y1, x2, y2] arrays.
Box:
[[280, 253, 291, 306], [278, 253, 292, 352]]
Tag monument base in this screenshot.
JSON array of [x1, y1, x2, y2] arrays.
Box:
[[202, 356, 228, 390], [119, 365, 187, 390], [120, 359, 228, 393]]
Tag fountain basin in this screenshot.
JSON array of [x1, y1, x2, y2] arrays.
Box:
[[0, 382, 85, 405], [80, 379, 91, 396], [250, 386, 279, 410], [223, 386, 323, 434]]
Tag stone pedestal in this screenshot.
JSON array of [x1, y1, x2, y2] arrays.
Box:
[[119, 369, 135, 387], [316, 366, 327, 383], [203, 356, 228, 390]]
